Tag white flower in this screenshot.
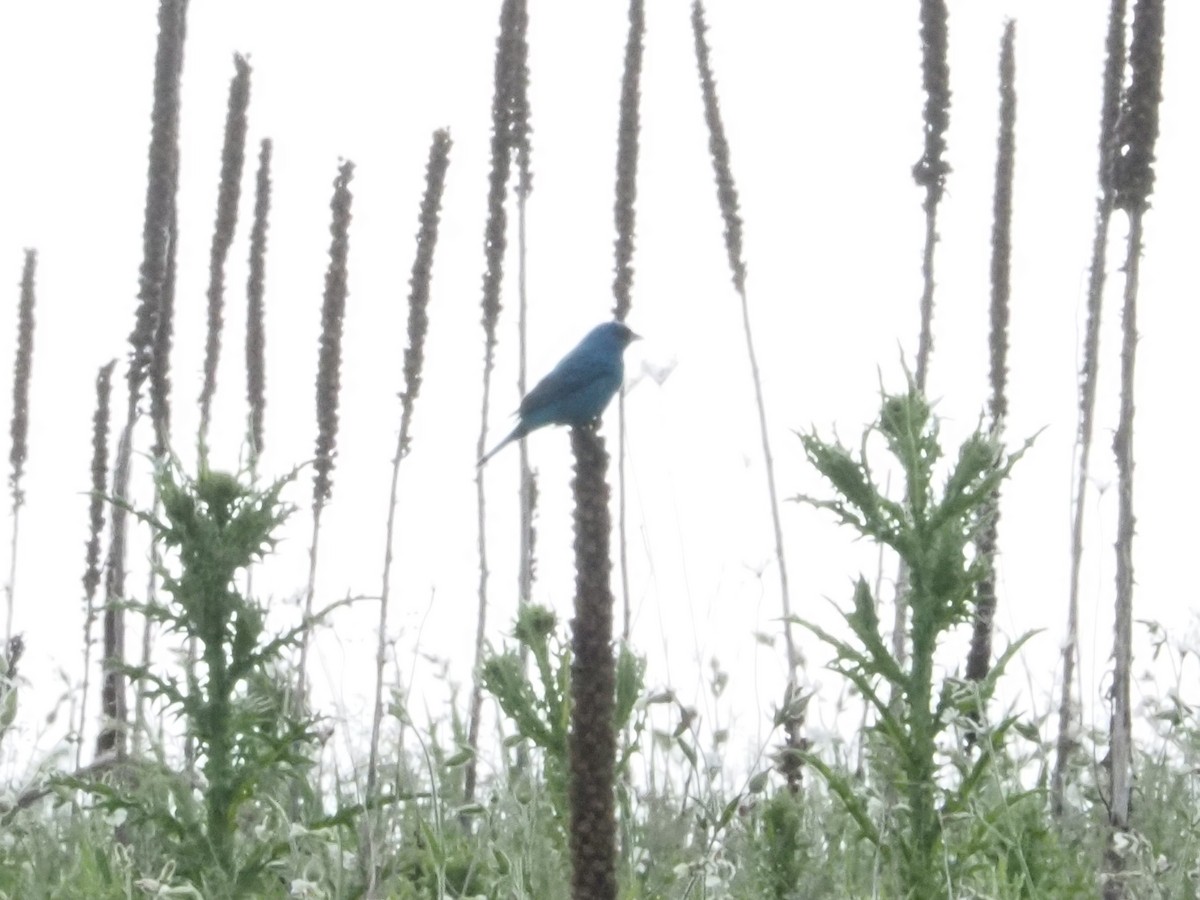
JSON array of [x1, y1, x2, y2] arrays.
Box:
[[105, 807, 128, 828], [289, 878, 325, 899]]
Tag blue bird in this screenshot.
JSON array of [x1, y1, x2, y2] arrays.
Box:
[[478, 321, 640, 466]]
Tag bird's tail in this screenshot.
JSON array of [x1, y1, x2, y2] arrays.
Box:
[[477, 424, 522, 467]]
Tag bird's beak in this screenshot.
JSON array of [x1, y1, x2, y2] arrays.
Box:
[[629, 331, 642, 341]]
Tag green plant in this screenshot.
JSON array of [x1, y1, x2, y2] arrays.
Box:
[[62, 462, 353, 894], [482, 603, 645, 828], [0, 636, 21, 755], [795, 381, 1035, 896]]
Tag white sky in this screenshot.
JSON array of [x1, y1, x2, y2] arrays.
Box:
[[0, 0, 1198, 784]]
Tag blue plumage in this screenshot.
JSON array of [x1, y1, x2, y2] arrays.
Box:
[[478, 321, 640, 466]]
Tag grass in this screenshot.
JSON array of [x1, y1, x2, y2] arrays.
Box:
[[7, 397, 1194, 897], [3, 477, 1200, 897]]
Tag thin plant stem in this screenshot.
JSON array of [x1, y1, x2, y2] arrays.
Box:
[[297, 160, 355, 723], [1103, 0, 1163, 889], [893, 0, 951, 672], [859, 472, 891, 780], [364, 130, 450, 895], [516, 191, 536, 619], [691, 0, 801, 789], [468, 0, 527, 806], [98, 420, 133, 759], [136, 502, 161, 757], [1053, 0, 1126, 818], [512, 0, 535, 760], [513, 114, 537, 779], [78, 361, 115, 769], [1104, 213, 1141, 888], [149, 223, 178, 760]]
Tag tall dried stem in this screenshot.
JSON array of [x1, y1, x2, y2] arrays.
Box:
[[78, 361, 115, 769], [363, 130, 450, 896], [612, 0, 643, 643], [99, 0, 187, 758], [5, 250, 37, 646], [1103, 1, 1163, 894], [198, 55, 252, 463], [510, 0, 535, 742], [242, 137, 272, 609], [246, 138, 273, 470], [965, 21, 1015, 692], [691, 0, 801, 790], [912, 0, 951, 392], [468, 0, 527, 805], [149, 219, 177, 460], [296, 160, 355, 721], [568, 426, 618, 900], [892, 0, 952, 674], [1052, 0, 1126, 818]]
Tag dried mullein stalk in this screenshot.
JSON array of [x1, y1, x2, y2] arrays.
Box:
[[1053, 0, 1127, 820], [312, 162, 355, 508], [5, 250, 37, 645], [77, 361, 115, 768], [468, 0, 529, 806], [246, 138, 272, 465], [296, 160, 355, 717], [100, 0, 188, 758], [568, 426, 618, 900], [198, 54, 252, 461], [1105, 2, 1164, 889], [691, 0, 801, 790], [965, 21, 1016, 693], [363, 128, 451, 896]]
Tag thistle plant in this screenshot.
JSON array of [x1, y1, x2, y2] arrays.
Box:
[[71, 463, 342, 894], [795, 382, 1034, 896], [482, 603, 645, 826]]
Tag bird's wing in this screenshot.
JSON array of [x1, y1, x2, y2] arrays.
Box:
[[518, 350, 618, 416]]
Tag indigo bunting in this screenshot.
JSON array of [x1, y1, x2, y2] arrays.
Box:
[[478, 321, 640, 466]]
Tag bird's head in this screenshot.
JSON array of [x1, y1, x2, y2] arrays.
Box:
[[592, 320, 641, 350]]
